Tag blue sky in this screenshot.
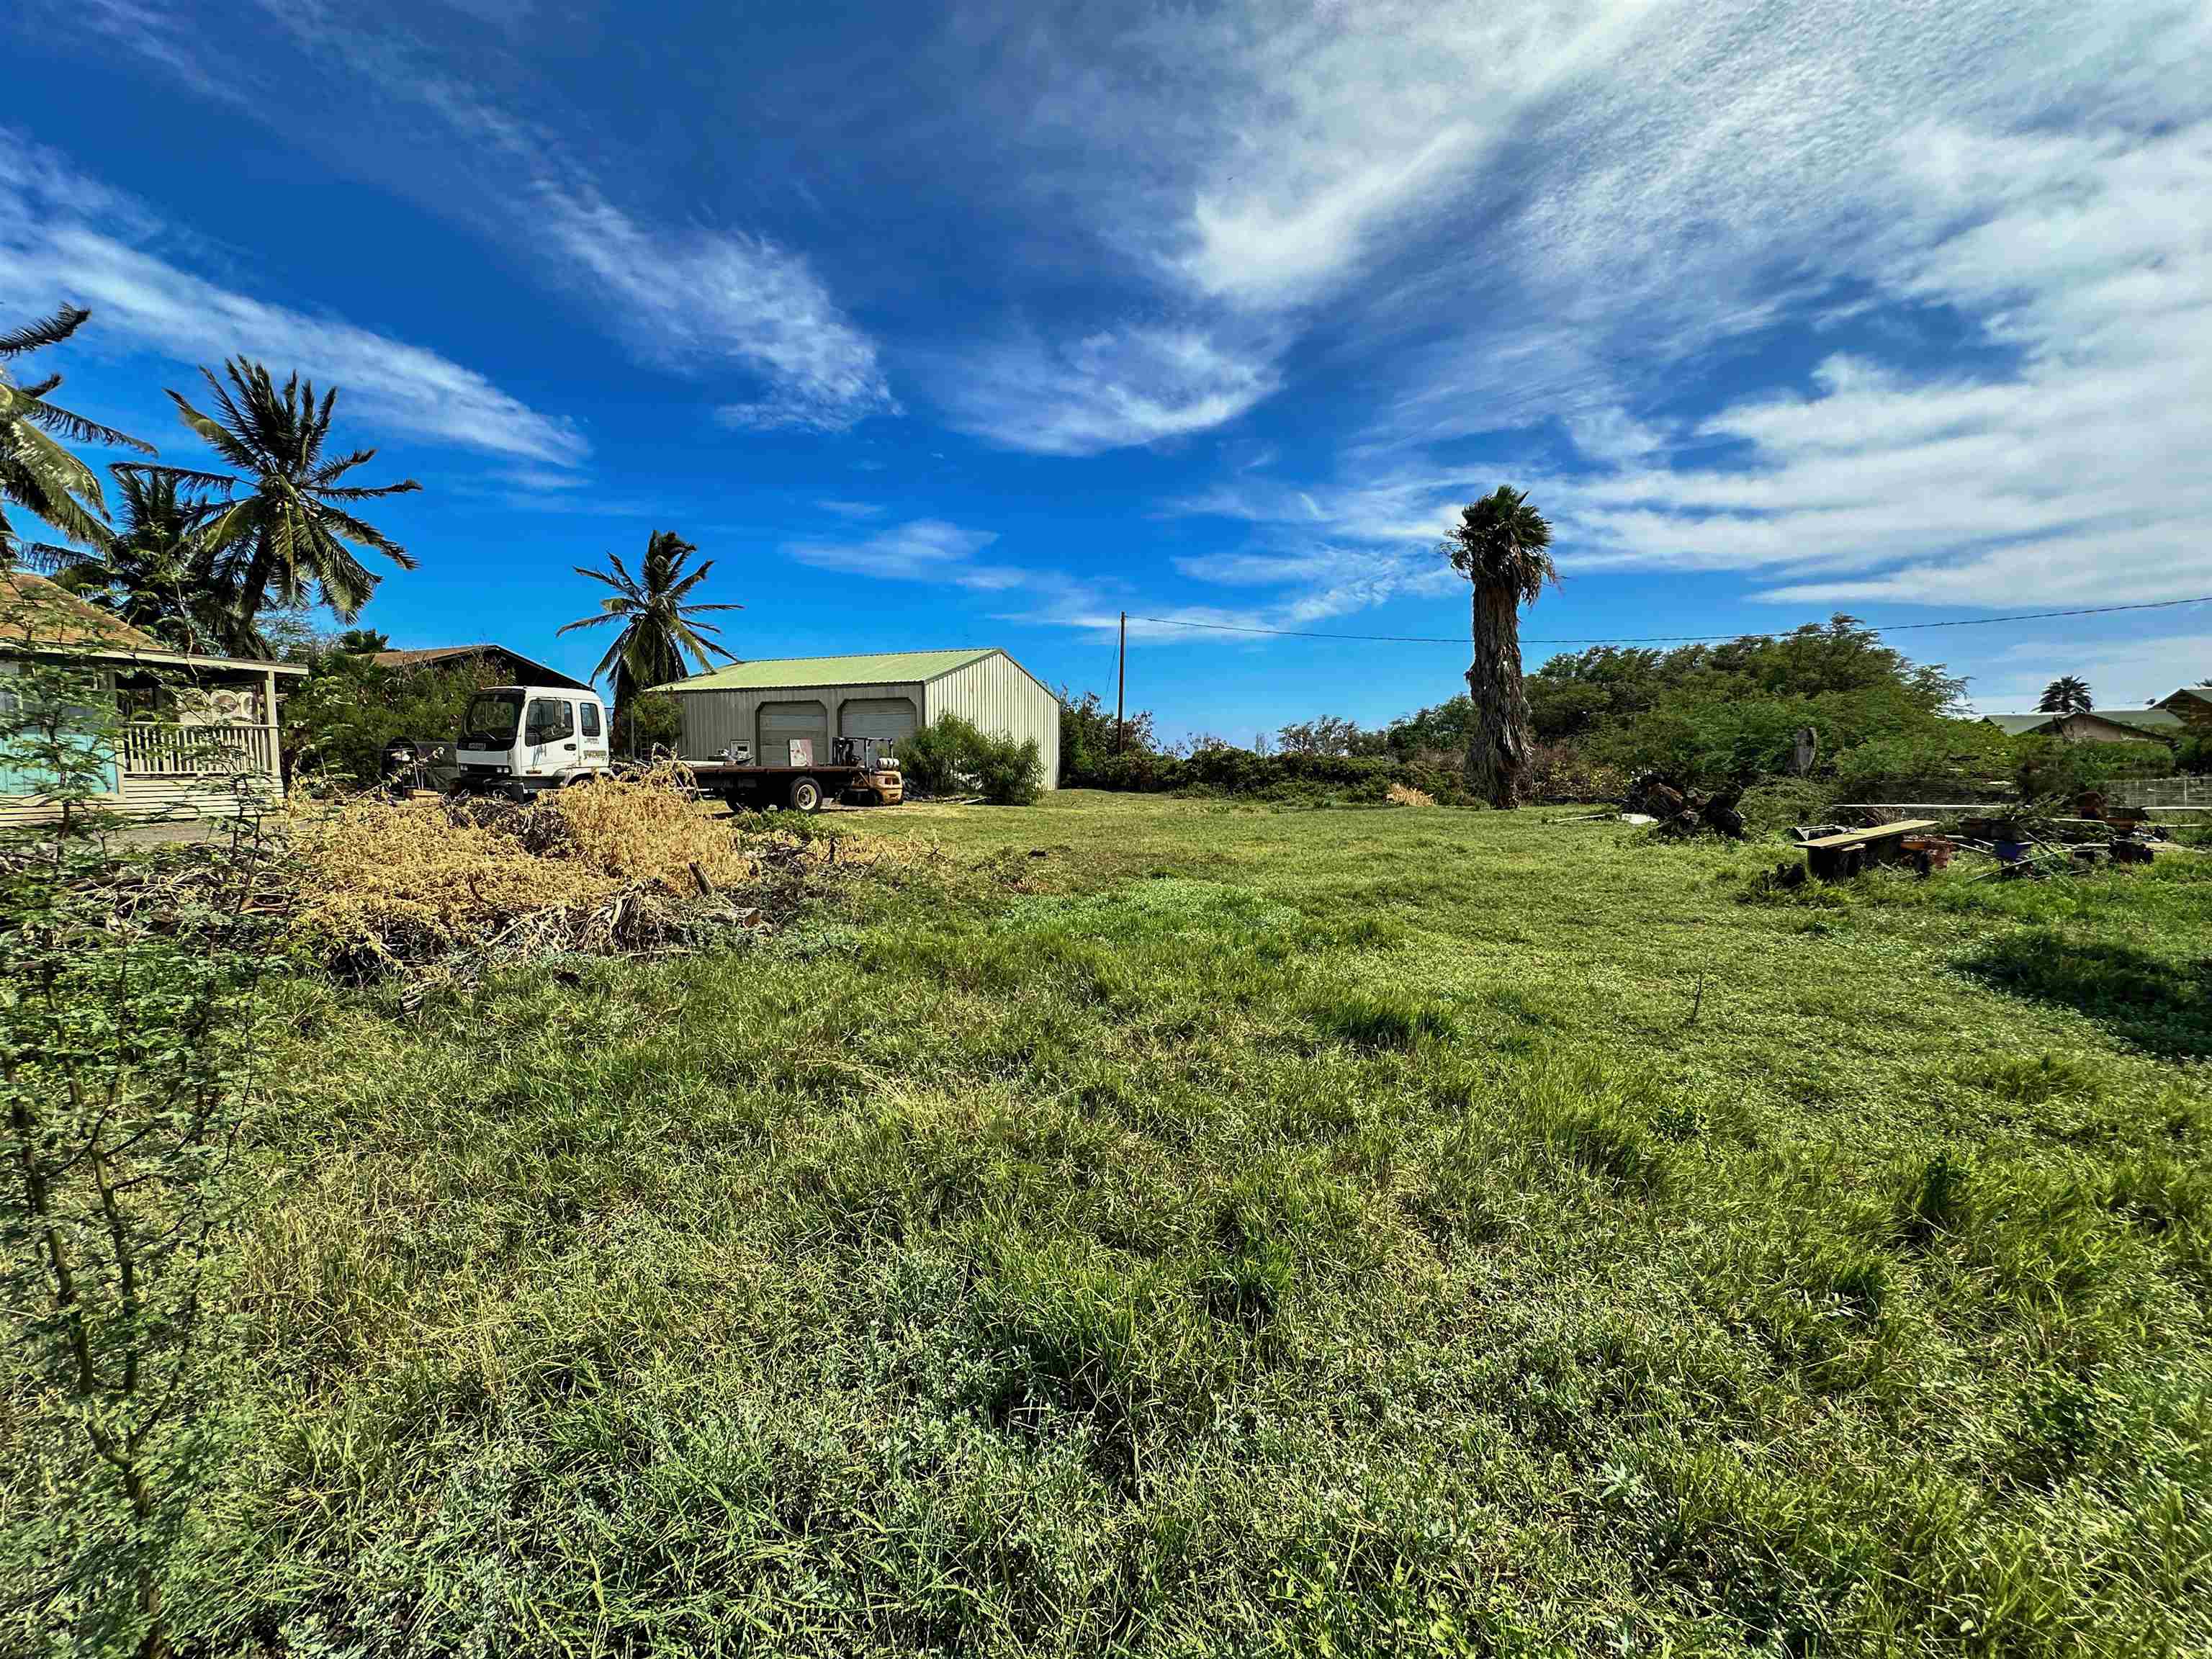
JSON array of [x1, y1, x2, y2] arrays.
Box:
[[6, 0, 2210, 737]]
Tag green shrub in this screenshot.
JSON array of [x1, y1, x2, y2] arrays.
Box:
[[971, 735, 1045, 806], [615, 691, 682, 758], [1526, 741, 1627, 804], [1735, 778, 1834, 833], [1069, 744, 1473, 806], [2013, 737, 2175, 803], [900, 715, 1044, 804]]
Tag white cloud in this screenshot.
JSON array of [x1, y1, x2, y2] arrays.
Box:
[[783, 518, 1030, 591], [408, 76, 899, 434], [1542, 122, 2212, 606], [1153, 1, 1663, 311], [526, 186, 896, 433], [814, 499, 884, 520], [0, 133, 585, 466], [939, 325, 1280, 456]]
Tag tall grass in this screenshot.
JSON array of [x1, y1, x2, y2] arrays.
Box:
[[7, 793, 2210, 1654]]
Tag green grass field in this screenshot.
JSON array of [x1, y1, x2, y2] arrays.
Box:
[[144, 796, 2212, 1653]]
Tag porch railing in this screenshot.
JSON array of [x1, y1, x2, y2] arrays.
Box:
[[118, 723, 280, 779]]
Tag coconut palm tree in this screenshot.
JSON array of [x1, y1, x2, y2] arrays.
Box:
[[130, 359, 419, 648], [1440, 485, 1555, 808], [2038, 675, 2092, 714], [559, 529, 741, 711], [30, 469, 238, 653], [0, 305, 152, 559]]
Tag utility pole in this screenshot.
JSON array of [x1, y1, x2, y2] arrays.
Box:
[[1116, 611, 1127, 752]]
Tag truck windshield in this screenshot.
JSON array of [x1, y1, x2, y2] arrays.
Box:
[[461, 691, 523, 748]]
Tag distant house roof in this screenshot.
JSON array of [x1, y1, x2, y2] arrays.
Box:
[[1982, 709, 2180, 741], [2155, 685, 2212, 714], [656, 647, 1004, 693], [372, 644, 593, 692], [0, 572, 303, 675], [2094, 707, 2185, 733]]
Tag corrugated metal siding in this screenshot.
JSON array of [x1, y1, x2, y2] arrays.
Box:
[[670, 680, 927, 760], [925, 651, 1060, 788]]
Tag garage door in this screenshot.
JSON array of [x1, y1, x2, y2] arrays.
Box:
[[757, 700, 829, 767], [838, 696, 919, 744]]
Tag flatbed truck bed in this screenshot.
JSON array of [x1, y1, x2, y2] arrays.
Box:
[[685, 759, 898, 813]]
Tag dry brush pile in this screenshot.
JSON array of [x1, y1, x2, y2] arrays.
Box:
[[274, 765, 919, 985], [13, 769, 937, 995]]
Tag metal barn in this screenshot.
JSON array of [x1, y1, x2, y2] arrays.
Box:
[[655, 648, 1061, 786]]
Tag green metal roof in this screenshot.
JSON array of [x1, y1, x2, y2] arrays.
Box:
[[1982, 708, 2183, 736], [2095, 707, 2185, 731], [652, 647, 998, 693]]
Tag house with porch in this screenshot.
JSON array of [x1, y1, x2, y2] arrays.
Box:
[[0, 572, 303, 825]]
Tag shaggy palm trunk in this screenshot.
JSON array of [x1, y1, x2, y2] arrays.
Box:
[[1465, 580, 1533, 809]]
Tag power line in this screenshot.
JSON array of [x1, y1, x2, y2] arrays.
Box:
[[1125, 595, 2212, 647]]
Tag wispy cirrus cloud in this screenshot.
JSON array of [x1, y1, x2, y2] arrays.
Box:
[[535, 179, 896, 434], [783, 518, 1030, 592], [66, 0, 899, 437], [938, 325, 1280, 456], [0, 131, 585, 466]]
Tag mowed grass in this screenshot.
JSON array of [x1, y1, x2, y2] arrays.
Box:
[[144, 796, 2212, 1653]]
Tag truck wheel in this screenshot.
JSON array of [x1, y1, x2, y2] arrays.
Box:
[[788, 775, 823, 813]]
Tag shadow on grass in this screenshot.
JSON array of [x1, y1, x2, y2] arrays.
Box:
[[1963, 929, 2212, 1058]]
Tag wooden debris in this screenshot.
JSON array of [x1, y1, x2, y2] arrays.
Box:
[[1797, 818, 1938, 880]]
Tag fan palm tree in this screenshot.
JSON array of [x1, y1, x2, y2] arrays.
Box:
[[0, 305, 152, 559], [2038, 675, 2092, 714], [30, 470, 239, 653], [559, 529, 741, 711], [130, 359, 419, 648], [1440, 485, 1555, 808]]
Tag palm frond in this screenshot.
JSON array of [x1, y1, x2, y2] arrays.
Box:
[[14, 541, 99, 575], [20, 395, 156, 454], [315, 479, 421, 503], [0, 305, 90, 359], [117, 462, 241, 496], [557, 610, 624, 635], [166, 390, 262, 474], [316, 503, 417, 567]]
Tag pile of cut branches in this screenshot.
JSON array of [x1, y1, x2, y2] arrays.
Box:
[[276, 767, 914, 987]]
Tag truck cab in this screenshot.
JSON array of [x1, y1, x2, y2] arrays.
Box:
[[455, 685, 612, 796]]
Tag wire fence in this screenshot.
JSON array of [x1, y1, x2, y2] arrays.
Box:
[[2111, 776, 2212, 809]]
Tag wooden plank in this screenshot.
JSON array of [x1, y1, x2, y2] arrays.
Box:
[[1797, 819, 1938, 850]]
